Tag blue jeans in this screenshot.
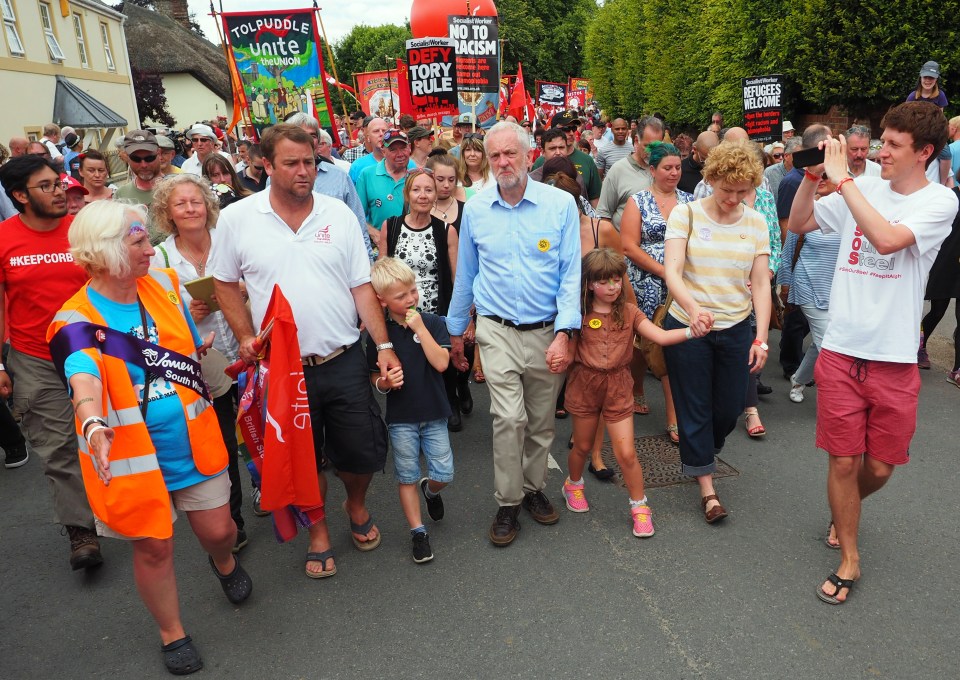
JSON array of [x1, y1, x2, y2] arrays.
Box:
[[388, 419, 455, 485], [663, 315, 752, 476]]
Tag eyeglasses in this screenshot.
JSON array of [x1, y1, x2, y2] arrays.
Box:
[[191, 137, 213, 144], [463, 133, 484, 141], [27, 180, 69, 193], [129, 154, 157, 164]]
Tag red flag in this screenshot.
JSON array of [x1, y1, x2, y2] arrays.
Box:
[[508, 63, 535, 123], [259, 285, 321, 511], [395, 58, 413, 117]]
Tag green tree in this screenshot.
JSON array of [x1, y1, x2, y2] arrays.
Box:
[[329, 24, 411, 114], [498, 0, 596, 84]]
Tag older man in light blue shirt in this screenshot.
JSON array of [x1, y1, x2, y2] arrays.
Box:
[[314, 161, 373, 261], [447, 121, 581, 547]]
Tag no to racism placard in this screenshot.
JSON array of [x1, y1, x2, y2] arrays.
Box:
[[405, 37, 458, 117], [742, 74, 784, 143], [448, 15, 499, 94]]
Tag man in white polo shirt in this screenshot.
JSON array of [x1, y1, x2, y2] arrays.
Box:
[[210, 124, 399, 578]]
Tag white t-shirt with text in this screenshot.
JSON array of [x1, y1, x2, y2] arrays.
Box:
[[814, 176, 957, 362]]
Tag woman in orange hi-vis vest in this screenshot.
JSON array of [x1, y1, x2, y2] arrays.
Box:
[[46, 201, 252, 676]]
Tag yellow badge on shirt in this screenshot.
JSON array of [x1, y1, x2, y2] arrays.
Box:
[[537, 239, 550, 252], [589, 318, 602, 329], [167, 290, 180, 305]]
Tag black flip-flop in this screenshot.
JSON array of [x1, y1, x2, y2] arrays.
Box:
[[817, 572, 856, 605], [344, 502, 382, 551], [305, 549, 337, 579], [161, 635, 203, 675]]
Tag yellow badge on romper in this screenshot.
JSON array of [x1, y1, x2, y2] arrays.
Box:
[[167, 290, 180, 305], [537, 239, 550, 252], [589, 318, 602, 329]]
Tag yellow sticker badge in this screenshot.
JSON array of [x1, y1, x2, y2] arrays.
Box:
[[588, 318, 602, 329], [167, 290, 180, 305], [537, 239, 550, 252]]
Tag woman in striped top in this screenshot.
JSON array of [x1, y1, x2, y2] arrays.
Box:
[[661, 141, 772, 523]]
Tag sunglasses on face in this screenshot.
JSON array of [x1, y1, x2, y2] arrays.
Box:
[[129, 154, 157, 164], [191, 137, 213, 144], [463, 133, 484, 140], [772, 153, 783, 159]]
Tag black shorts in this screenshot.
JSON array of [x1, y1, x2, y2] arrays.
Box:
[[303, 342, 388, 475]]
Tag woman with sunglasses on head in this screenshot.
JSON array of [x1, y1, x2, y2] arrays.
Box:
[[78, 150, 115, 202], [620, 142, 693, 443], [457, 134, 493, 200], [47, 201, 251, 675], [380, 168, 462, 430]]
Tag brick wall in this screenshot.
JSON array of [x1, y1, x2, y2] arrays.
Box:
[[795, 105, 893, 138]]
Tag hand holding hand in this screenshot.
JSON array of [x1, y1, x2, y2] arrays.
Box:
[[545, 334, 571, 373], [384, 364, 404, 389], [450, 336, 469, 371]]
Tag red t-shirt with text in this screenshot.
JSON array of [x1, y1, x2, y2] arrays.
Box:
[[0, 214, 88, 360]]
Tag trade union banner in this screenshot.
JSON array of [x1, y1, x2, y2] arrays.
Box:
[[567, 77, 592, 108], [742, 74, 784, 143], [405, 37, 459, 118], [221, 9, 339, 140], [355, 70, 400, 124], [447, 15, 499, 94]]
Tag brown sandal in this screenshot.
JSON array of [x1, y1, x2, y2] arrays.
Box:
[[701, 494, 728, 524]]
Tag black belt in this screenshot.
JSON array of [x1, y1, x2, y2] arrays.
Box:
[[482, 315, 555, 331]]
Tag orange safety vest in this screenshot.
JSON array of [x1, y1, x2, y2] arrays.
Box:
[[46, 268, 227, 540]]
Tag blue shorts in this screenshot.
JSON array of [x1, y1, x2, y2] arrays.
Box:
[[387, 419, 455, 485]]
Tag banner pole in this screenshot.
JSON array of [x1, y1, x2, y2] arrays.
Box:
[[212, 0, 252, 142], [385, 57, 397, 123], [314, 3, 352, 139]]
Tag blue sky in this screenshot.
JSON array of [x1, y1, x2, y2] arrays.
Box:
[[189, 0, 411, 46]]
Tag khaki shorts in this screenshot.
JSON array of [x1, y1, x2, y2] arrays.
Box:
[[95, 472, 231, 540]]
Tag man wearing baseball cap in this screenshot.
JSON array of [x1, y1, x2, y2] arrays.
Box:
[[355, 129, 415, 246], [156, 135, 181, 176], [115, 130, 163, 206], [442, 113, 476, 158], [407, 126, 434, 169]]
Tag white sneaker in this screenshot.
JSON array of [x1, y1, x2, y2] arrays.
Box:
[[789, 383, 805, 403]]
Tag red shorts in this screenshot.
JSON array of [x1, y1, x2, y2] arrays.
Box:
[[564, 364, 634, 423], [814, 348, 920, 466]]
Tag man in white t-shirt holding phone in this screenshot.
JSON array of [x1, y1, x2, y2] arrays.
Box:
[[789, 101, 959, 605]]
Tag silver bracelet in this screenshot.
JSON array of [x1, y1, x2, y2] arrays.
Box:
[[375, 377, 391, 394], [685, 327, 693, 340]]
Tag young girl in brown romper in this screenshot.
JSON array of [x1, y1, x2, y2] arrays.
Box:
[[562, 249, 697, 537]]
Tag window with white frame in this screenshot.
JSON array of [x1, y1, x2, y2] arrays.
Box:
[[38, 2, 65, 61], [1, 0, 24, 56], [73, 13, 87, 67], [99, 22, 113, 70]]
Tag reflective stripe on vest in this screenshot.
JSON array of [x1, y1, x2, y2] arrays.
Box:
[[77, 436, 159, 476], [107, 405, 143, 428], [185, 398, 210, 421], [52, 308, 93, 325]]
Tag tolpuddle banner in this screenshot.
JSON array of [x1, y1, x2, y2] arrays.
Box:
[[221, 9, 339, 140]]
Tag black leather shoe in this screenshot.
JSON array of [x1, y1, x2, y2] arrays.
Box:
[[756, 380, 773, 395], [447, 410, 463, 432], [489, 505, 521, 546], [522, 490, 559, 525], [458, 382, 473, 415]]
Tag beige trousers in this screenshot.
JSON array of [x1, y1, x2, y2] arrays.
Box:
[[476, 317, 564, 506]]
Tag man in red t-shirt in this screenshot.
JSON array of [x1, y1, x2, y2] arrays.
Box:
[[0, 155, 102, 570]]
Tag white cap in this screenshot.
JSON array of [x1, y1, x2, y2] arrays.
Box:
[[186, 123, 217, 141], [782, 120, 795, 133]]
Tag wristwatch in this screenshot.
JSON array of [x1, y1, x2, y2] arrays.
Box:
[[556, 328, 574, 339], [375, 342, 394, 352], [753, 339, 769, 351]]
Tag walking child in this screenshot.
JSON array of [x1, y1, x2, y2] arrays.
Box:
[[368, 258, 454, 563], [563, 248, 700, 536]]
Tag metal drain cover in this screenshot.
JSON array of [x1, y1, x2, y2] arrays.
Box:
[[600, 434, 739, 489]]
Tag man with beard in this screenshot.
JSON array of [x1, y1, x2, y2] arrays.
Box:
[[595, 118, 632, 178], [0, 155, 102, 570], [447, 122, 581, 547], [115, 130, 163, 206]]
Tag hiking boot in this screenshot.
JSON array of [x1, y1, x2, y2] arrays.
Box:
[[489, 505, 521, 546], [3, 443, 28, 469], [66, 525, 103, 571], [420, 478, 444, 521], [522, 490, 559, 525], [411, 531, 433, 563]]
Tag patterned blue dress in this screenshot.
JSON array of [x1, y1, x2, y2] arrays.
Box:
[[626, 189, 694, 318]]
